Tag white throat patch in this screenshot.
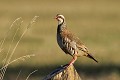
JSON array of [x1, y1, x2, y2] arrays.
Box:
[[58, 18, 64, 25]]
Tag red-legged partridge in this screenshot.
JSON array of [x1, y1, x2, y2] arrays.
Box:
[[55, 14, 98, 66]]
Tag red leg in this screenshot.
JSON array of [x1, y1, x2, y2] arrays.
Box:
[[68, 56, 77, 66], [63, 56, 77, 69]]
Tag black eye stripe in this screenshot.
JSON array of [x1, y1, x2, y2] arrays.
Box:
[[57, 16, 64, 19]]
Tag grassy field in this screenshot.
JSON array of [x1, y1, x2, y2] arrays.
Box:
[[0, 0, 120, 80]]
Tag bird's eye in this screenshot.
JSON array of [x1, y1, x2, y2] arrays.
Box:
[[58, 16, 61, 18], [57, 16, 63, 19]]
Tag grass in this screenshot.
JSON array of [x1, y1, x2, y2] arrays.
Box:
[[0, 0, 120, 80], [0, 16, 39, 80]]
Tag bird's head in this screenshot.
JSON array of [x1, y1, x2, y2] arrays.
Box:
[[55, 14, 65, 25]]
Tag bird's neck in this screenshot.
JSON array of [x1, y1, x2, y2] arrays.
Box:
[[57, 22, 66, 33]]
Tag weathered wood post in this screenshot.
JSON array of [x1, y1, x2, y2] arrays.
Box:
[[43, 64, 82, 80]]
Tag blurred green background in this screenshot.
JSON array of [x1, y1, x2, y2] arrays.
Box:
[[0, 0, 120, 80]]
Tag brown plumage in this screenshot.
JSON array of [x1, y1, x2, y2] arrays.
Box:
[[55, 14, 98, 66]]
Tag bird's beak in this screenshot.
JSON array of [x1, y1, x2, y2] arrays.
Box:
[[54, 16, 57, 19]]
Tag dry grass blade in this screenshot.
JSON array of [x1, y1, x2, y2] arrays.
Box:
[[0, 17, 22, 80], [27, 16, 39, 29], [0, 54, 35, 71], [0, 41, 3, 53], [4, 16, 38, 68], [26, 70, 38, 80], [0, 17, 22, 54], [0, 16, 39, 80], [3, 19, 23, 66], [0, 54, 35, 80], [7, 16, 39, 63], [16, 70, 22, 80]]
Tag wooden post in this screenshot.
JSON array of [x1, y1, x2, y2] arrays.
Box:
[[43, 64, 82, 80]]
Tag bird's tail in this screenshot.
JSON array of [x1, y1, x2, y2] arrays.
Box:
[[86, 53, 98, 63]]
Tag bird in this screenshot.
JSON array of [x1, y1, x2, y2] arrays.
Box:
[[55, 14, 98, 67]]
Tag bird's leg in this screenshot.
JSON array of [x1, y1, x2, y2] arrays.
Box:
[[63, 55, 77, 68], [69, 55, 77, 66]]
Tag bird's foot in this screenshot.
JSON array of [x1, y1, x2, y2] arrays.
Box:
[[61, 64, 69, 69]]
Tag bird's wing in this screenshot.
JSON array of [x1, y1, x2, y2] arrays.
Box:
[[61, 29, 89, 53], [61, 29, 98, 62]]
